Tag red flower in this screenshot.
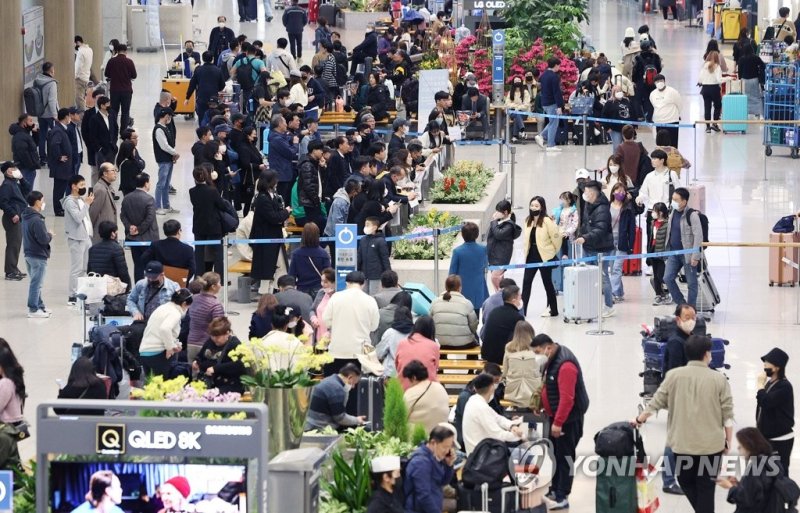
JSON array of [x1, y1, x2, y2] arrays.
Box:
[[458, 179, 467, 192]]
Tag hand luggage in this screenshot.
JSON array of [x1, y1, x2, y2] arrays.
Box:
[[596, 456, 638, 513], [319, 3, 337, 26], [456, 482, 518, 513], [642, 338, 666, 372], [402, 282, 435, 316], [623, 226, 643, 276], [710, 338, 730, 370], [721, 94, 747, 133], [356, 375, 385, 431], [594, 422, 636, 458], [562, 264, 600, 324], [687, 184, 707, 213], [769, 232, 800, 286], [640, 368, 662, 398], [696, 267, 721, 313]]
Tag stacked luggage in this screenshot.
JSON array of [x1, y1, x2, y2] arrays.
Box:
[[769, 215, 800, 287], [595, 423, 658, 513]]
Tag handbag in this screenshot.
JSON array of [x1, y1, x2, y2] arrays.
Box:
[[666, 148, 682, 170], [101, 294, 129, 316], [219, 201, 240, 233], [77, 273, 108, 304], [105, 275, 127, 296], [356, 344, 385, 376], [773, 215, 797, 233], [636, 463, 661, 513], [1, 420, 31, 441]]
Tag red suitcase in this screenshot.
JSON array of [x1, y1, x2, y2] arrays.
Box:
[[623, 226, 643, 276]]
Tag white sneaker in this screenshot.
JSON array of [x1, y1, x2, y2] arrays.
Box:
[[644, 267, 653, 276], [534, 134, 545, 148], [541, 310, 556, 317], [27, 309, 51, 319], [602, 307, 616, 318], [167, 208, 181, 214], [546, 146, 563, 152], [156, 208, 169, 215]]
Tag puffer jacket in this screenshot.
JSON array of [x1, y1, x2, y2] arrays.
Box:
[[651, 219, 668, 252], [579, 193, 615, 252], [22, 207, 51, 259], [523, 216, 563, 262], [87, 239, 132, 290], [429, 292, 478, 347], [9, 124, 39, 171], [297, 155, 322, 208], [323, 188, 350, 237], [486, 217, 521, 266]]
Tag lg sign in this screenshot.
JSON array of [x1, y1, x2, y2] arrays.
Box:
[[129, 430, 202, 451]]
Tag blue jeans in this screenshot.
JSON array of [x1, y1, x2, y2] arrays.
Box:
[[610, 248, 625, 297], [19, 168, 36, 190], [155, 162, 173, 209], [552, 241, 572, 293], [584, 248, 614, 308], [263, 0, 273, 18], [25, 256, 47, 312], [542, 104, 559, 147], [511, 113, 525, 137], [663, 446, 678, 488], [609, 130, 623, 153], [664, 253, 698, 307]]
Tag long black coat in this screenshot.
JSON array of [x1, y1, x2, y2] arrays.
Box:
[[249, 191, 289, 281], [189, 183, 228, 238], [46, 123, 73, 180]]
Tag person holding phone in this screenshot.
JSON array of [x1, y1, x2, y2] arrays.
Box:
[[404, 424, 458, 513], [63, 174, 94, 306]]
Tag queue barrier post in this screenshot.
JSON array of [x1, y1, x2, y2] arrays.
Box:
[[508, 145, 517, 205], [222, 235, 239, 316], [586, 252, 614, 336], [433, 228, 441, 296], [582, 114, 588, 170]]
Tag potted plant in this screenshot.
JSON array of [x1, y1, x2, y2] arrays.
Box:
[[229, 337, 333, 457], [131, 376, 245, 419]]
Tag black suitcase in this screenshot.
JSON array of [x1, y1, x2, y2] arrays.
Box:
[[356, 375, 385, 431], [457, 483, 518, 513]]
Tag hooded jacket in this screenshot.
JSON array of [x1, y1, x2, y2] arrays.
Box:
[[33, 73, 58, 119], [22, 207, 51, 259], [579, 192, 615, 252], [324, 188, 351, 237], [8, 124, 40, 171]]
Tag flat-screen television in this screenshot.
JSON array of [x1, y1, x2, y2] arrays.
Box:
[[49, 462, 247, 513]]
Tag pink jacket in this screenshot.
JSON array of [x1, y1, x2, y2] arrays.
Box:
[[395, 334, 440, 390]]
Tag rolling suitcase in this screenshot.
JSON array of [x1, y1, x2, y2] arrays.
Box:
[[641, 338, 666, 372], [696, 268, 721, 313], [721, 94, 747, 133], [769, 232, 800, 286], [640, 368, 662, 397], [596, 456, 638, 513], [356, 375, 385, 431], [563, 247, 600, 323], [402, 282, 435, 316], [687, 184, 706, 212], [319, 4, 337, 26], [456, 482, 518, 513], [623, 226, 642, 276], [710, 338, 730, 370]]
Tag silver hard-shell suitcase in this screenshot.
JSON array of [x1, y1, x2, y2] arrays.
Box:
[[562, 244, 600, 324]]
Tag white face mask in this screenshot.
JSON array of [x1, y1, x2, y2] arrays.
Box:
[[218, 22, 226, 29], [287, 320, 298, 329], [655, 82, 666, 91], [582, 192, 591, 202], [343, 383, 352, 394], [40, 201, 46, 211], [614, 91, 624, 100], [11, 170, 22, 180], [609, 165, 619, 174], [364, 225, 376, 235], [219, 143, 227, 153], [651, 212, 658, 220], [108, 44, 114, 51], [354, 135, 362, 143], [679, 318, 696, 334], [670, 200, 680, 211], [211, 170, 219, 180]]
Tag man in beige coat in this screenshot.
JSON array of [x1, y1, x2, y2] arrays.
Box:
[[89, 162, 118, 243]]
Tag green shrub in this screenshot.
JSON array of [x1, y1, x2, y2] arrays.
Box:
[[411, 423, 428, 447], [383, 378, 410, 443]]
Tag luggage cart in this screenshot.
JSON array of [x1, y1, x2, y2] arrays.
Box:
[[763, 62, 800, 159]]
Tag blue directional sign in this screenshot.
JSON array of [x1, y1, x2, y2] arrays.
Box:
[[0, 471, 12, 511], [334, 224, 358, 291], [492, 30, 505, 102]]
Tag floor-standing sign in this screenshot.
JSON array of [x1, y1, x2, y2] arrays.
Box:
[[335, 224, 357, 291], [22, 7, 44, 89], [492, 29, 505, 104], [0, 470, 12, 512]]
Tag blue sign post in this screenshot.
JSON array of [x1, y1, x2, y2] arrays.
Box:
[[0, 470, 12, 512], [334, 224, 357, 291], [492, 30, 505, 103]]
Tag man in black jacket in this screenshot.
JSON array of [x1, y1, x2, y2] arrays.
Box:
[[297, 140, 326, 228], [387, 119, 408, 161], [282, 0, 308, 60], [141, 219, 196, 283], [350, 27, 379, 76], [81, 89, 104, 181], [0, 162, 32, 280], [575, 180, 615, 317], [47, 109, 73, 217], [531, 334, 589, 511], [186, 51, 226, 124], [323, 136, 352, 201], [480, 285, 524, 365], [208, 16, 236, 60], [9, 115, 40, 188], [631, 40, 662, 122], [88, 96, 119, 169]]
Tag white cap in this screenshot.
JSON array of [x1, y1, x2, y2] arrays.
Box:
[[575, 168, 591, 180], [371, 455, 401, 473], [624, 27, 635, 38], [437, 422, 461, 450]]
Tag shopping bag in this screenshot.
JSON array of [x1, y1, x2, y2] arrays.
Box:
[[636, 463, 660, 513], [105, 276, 127, 296], [77, 273, 108, 304]]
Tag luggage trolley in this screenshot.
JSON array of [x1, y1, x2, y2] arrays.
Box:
[[763, 61, 800, 159]]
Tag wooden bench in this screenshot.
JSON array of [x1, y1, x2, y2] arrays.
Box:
[[228, 259, 252, 275], [438, 360, 485, 372], [440, 346, 482, 358], [437, 374, 475, 386], [448, 396, 513, 408]]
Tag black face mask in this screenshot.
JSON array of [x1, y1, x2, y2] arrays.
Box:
[[78, 187, 87, 196], [530, 209, 541, 218], [764, 368, 775, 378], [147, 279, 161, 288]]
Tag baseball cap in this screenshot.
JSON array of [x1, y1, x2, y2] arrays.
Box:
[[392, 118, 410, 131], [290, 69, 302, 78], [575, 169, 591, 180], [67, 106, 81, 115], [214, 124, 232, 135], [144, 261, 164, 278]]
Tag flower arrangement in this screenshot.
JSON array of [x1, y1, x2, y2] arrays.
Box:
[[392, 208, 463, 260], [228, 336, 333, 389], [509, 38, 580, 102], [432, 160, 494, 204], [455, 36, 492, 95], [131, 376, 245, 419]]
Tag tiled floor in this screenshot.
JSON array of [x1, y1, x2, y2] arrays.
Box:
[[2, 0, 799, 510]]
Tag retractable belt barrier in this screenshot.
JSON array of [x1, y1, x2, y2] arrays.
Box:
[[506, 109, 697, 130], [487, 248, 698, 271]]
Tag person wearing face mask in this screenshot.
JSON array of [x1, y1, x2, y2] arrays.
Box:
[[138, 288, 194, 377], [366, 455, 405, 513], [208, 17, 236, 60], [185, 272, 225, 361], [120, 173, 159, 282], [462, 372, 526, 454], [649, 74, 682, 147], [487, 200, 522, 292], [602, 154, 633, 191], [505, 76, 532, 143], [520, 196, 561, 318], [636, 148, 678, 253], [306, 363, 366, 430], [552, 192, 579, 294], [575, 181, 616, 317], [756, 347, 794, 471], [63, 174, 95, 305], [309, 268, 336, 340], [404, 425, 458, 513], [662, 187, 703, 308], [0, 162, 32, 282], [153, 109, 179, 215], [358, 217, 391, 294], [21, 191, 52, 318], [647, 202, 670, 304], [608, 181, 638, 302], [174, 41, 201, 78], [481, 285, 525, 366], [126, 261, 181, 322], [9, 115, 40, 189], [87, 221, 131, 293], [190, 166, 232, 275], [530, 333, 589, 511], [601, 85, 634, 152], [260, 305, 306, 369]]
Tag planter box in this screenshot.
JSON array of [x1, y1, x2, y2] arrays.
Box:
[[423, 171, 508, 241], [337, 10, 388, 29]]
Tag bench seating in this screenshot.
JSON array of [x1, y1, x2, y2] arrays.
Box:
[[438, 360, 485, 372], [440, 346, 482, 359], [228, 259, 252, 275]]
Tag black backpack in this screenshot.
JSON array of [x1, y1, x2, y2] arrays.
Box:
[[686, 208, 710, 243], [24, 86, 45, 117], [236, 57, 256, 90], [462, 439, 511, 491], [767, 472, 800, 513], [594, 422, 636, 458]]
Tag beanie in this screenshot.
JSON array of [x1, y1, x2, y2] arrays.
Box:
[[164, 476, 191, 498]]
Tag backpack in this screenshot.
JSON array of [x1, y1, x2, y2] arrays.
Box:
[[773, 215, 797, 233], [767, 472, 800, 513], [462, 439, 511, 491], [24, 86, 45, 117], [236, 57, 256, 90], [595, 422, 636, 457], [686, 208, 710, 243], [643, 63, 658, 87], [666, 148, 683, 171]]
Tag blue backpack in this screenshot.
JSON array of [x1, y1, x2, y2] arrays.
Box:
[[773, 215, 797, 233]]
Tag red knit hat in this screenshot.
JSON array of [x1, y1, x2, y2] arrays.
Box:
[[164, 476, 191, 499]]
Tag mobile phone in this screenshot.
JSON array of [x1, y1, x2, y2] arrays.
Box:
[[88, 187, 93, 195]]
